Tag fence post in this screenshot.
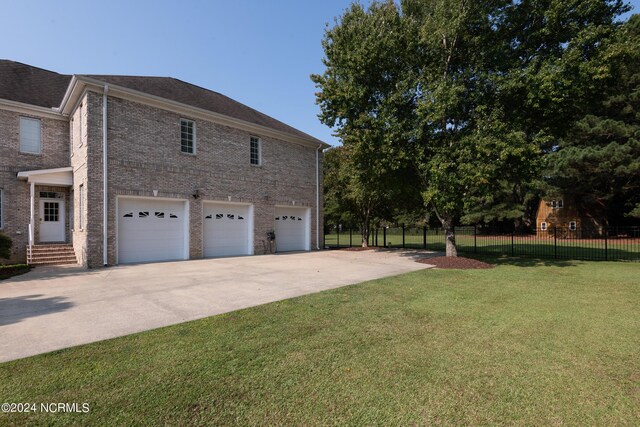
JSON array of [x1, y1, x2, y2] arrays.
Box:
[[604, 227, 608, 261], [474, 225, 477, 254], [402, 223, 405, 248], [349, 227, 352, 248], [423, 226, 427, 249], [375, 228, 379, 247], [383, 227, 387, 248], [337, 226, 340, 248], [554, 226, 557, 259], [511, 231, 514, 256]]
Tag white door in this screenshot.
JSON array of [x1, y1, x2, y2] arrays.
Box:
[[274, 207, 310, 252], [118, 198, 187, 264], [39, 199, 65, 242], [203, 202, 252, 257]]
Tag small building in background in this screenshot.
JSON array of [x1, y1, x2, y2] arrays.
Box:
[[535, 198, 604, 238]]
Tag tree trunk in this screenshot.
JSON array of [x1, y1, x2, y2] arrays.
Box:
[[444, 222, 457, 257], [361, 227, 370, 247]]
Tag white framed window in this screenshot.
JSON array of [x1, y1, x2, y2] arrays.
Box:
[[180, 119, 196, 154], [569, 221, 577, 231], [250, 136, 261, 165], [540, 222, 547, 231], [20, 117, 42, 154], [78, 184, 84, 230], [0, 189, 3, 229]]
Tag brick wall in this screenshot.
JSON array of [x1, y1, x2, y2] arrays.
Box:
[[0, 109, 69, 264], [83, 92, 324, 266]]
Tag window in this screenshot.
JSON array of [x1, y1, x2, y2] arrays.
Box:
[[250, 136, 261, 165], [20, 117, 41, 154], [70, 118, 74, 155], [78, 104, 84, 147], [551, 199, 564, 209], [540, 222, 547, 231], [0, 189, 3, 229], [78, 184, 84, 230], [181, 119, 196, 154], [569, 221, 577, 231]]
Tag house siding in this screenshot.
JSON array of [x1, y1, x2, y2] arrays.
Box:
[[0, 108, 69, 263], [84, 92, 324, 267]]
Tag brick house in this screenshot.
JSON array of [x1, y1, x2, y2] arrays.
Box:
[[0, 60, 328, 267], [535, 197, 604, 238]]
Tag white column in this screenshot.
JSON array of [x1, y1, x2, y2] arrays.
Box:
[[29, 181, 35, 248]]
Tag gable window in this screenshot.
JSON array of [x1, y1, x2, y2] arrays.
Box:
[[20, 117, 42, 154], [540, 222, 547, 231], [569, 221, 577, 231], [551, 199, 563, 209], [250, 136, 261, 165], [180, 119, 196, 154]]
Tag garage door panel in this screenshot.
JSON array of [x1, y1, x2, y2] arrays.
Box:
[[118, 199, 187, 264], [275, 207, 309, 252], [203, 202, 251, 257]]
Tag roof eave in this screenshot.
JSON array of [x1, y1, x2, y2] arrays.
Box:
[[60, 75, 329, 150]]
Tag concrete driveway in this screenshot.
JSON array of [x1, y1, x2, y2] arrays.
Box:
[[0, 249, 434, 362]]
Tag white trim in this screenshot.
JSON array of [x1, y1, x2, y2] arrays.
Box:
[[60, 76, 330, 150], [17, 167, 73, 186], [540, 222, 547, 231], [569, 221, 577, 231], [0, 98, 66, 121]]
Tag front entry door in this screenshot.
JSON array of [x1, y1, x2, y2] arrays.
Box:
[[39, 199, 65, 242]]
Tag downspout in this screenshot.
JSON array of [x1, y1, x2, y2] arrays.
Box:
[[102, 85, 109, 266], [316, 144, 322, 250]]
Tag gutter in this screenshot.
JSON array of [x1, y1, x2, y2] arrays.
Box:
[[103, 85, 109, 266], [316, 144, 322, 250]]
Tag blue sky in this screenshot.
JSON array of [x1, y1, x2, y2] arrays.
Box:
[[1, 0, 638, 147]]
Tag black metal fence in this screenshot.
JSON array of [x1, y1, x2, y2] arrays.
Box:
[[324, 225, 640, 261]]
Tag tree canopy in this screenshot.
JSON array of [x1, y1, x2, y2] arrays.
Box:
[[314, 0, 636, 255]]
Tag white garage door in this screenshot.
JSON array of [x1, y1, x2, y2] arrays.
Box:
[[203, 202, 252, 257], [118, 198, 187, 264], [275, 206, 310, 252]]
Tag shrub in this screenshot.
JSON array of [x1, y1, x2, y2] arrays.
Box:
[[0, 232, 12, 259]]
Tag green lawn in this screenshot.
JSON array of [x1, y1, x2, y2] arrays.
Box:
[[1, 258, 639, 425]]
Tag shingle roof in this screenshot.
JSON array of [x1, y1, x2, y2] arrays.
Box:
[[0, 60, 323, 144], [84, 75, 321, 142], [0, 60, 71, 108]]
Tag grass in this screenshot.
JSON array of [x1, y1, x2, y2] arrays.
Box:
[[325, 229, 640, 261], [1, 258, 639, 425], [0, 264, 31, 280]]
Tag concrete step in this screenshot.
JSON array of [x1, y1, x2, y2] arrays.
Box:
[[28, 244, 77, 266]]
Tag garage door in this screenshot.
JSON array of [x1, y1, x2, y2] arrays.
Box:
[[203, 202, 252, 257], [275, 206, 310, 252], [118, 198, 187, 264]]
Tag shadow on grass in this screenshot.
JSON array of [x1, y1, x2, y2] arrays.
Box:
[[464, 254, 579, 268]]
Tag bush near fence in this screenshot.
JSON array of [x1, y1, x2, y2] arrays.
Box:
[[324, 225, 640, 261]]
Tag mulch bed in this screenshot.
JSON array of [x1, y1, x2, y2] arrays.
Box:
[[416, 256, 494, 269], [0, 264, 32, 280]]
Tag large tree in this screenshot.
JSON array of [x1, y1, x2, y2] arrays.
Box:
[[544, 13, 640, 223], [314, 0, 630, 255]]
